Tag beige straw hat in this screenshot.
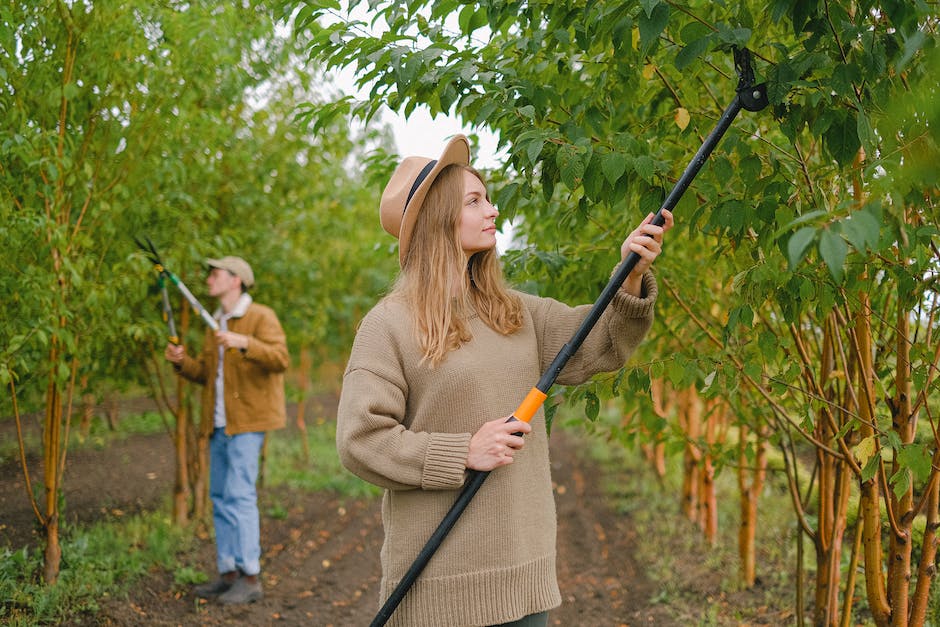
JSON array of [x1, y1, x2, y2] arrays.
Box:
[[379, 134, 472, 267]]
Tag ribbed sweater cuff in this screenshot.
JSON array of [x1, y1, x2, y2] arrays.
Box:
[[421, 432, 471, 489], [613, 271, 657, 318]]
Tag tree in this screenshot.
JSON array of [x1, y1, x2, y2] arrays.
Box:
[[0, 0, 390, 583], [287, 1, 939, 623]]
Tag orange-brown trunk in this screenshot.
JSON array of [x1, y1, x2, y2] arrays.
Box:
[[738, 425, 767, 588], [855, 289, 891, 626], [42, 342, 63, 584], [678, 387, 701, 522], [296, 346, 312, 462]]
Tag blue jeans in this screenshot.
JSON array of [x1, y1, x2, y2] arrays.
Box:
[[209, 428, 265, 576]]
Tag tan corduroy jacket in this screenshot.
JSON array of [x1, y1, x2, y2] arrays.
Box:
[[176, 296, 289, 435], [337, 273, 657, 627]]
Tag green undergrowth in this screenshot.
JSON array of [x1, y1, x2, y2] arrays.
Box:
[[587, 436, 800, 625], [0, 509, 192, 626], [264, 417, 381, 499], [566, 405, 940, 626]]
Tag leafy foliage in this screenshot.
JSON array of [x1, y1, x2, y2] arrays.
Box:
[[284, 0, 938, 620]]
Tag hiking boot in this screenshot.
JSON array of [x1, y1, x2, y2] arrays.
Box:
[[218, 576, 263, 604], [193, 571, 239, 599]]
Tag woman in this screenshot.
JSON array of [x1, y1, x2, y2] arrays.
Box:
[[336, 135, 672, 627]]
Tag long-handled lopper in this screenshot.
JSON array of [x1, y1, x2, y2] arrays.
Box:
[[135, 236, 220, 334], [371, 46, 769, 627]]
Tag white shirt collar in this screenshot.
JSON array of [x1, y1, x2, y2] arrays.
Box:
[[214, 292, 253, 321]]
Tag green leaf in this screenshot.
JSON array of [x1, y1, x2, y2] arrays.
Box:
[[819, 229, 847, 282], [856, 109, 876, 154], [743, 361, 761, 383], [824, 111, 861, 166], [633, 155, 655, 183], [637, 3, 669, 55], [889, 468, 911, 500], [515, 129, 548, 166], [860, 451, 880, 483], [601, 151, 627, 185], [897, 443, 932, 484], [584, 390, 599, 421], [715, 23, 751, 48], [640, 0, 661, 18], [556, 144, 586, 189], [674, 35, 711, 71], [787, 227, 816, 270], [841, 210, 880, 253], [458, 4, 475, 33], [774, 210, 826, 239]]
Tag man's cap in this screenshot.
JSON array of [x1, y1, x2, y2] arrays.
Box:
[[207, 256, 255, 288], [379, 134, 472, 267]]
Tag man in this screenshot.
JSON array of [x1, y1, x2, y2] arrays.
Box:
[[165, 255, 288, 604]]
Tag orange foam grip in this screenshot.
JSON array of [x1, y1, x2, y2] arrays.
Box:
[[513, 387, 548, 423]]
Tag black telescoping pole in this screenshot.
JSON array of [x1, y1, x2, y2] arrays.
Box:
[[371, 49, 768, 627]]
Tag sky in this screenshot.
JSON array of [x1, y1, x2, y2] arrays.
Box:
[[385, 106, 502, 170], [321, 4, 502, 170], [334, 66, 515, 248]]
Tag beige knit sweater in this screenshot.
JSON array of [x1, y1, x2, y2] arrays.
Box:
[[336, 273, 658, 627]]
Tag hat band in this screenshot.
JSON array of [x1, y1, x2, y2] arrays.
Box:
[[405, 160, 438, 213]]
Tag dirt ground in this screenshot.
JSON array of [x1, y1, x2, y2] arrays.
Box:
[[1, 397, 755, 626]]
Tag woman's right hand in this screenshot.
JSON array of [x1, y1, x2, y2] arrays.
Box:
[[467, 416, 532, 471]]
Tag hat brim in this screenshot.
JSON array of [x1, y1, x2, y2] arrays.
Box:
[[397, 134, 471, 267]]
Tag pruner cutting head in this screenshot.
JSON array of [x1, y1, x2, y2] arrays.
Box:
[[733, 47, 768, 112], [134, 235, 167, 274]]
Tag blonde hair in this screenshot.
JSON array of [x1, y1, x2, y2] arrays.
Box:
[[393, 165, 523, 365]]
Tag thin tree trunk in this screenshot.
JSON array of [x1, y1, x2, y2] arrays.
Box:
[[909, 466, 939, 625], [172, 365, 190, 526], [700, 397, 723, 543], [840, 519, 863, 627], [738, 424, 767, 588], [42, 341, 63, 584], [887, 294, 914, 627], [813, 315, 853, 626], [295, 346, 312, 462], [79, 375, 94, 438], [679, 386, 701, 523], [105, 391, 119, 430], [855, 287, 891, 626]]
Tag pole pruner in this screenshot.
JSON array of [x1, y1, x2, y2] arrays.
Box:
[[370, 46, 769, 627], [135, 236, 220, 335]]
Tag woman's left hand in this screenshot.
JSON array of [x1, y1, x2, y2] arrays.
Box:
[[618, 209, 674, 296]]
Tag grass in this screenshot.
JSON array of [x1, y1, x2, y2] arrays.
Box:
[[0, 509, 194, 626], [566, 403, 940, 626], [0, 410, 170, 465], [263, 417, 381, 498], [562, 409, 807, 626]]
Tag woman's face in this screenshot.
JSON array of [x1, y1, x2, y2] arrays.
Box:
[[458, 169, 499, 256]]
